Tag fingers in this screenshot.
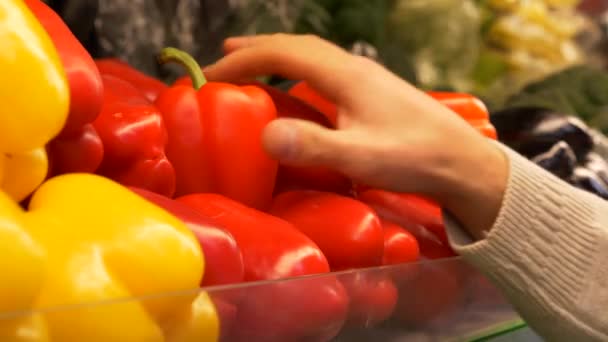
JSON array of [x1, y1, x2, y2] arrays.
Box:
[[222, 35, 267, 54], [204, 34, 359, 104], [262, 118, 351, 170]]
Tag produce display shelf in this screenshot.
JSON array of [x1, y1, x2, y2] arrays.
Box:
[[468, 320, 527, 341], [1, 257, 525, 341]]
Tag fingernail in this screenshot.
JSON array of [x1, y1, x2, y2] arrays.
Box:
[[224, 36, 251, 49]]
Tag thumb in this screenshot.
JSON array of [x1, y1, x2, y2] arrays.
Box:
[[262, 119, 349, 169]]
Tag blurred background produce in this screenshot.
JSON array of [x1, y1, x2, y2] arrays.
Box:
[[291, 0, 599, 108], [2, 1, 605, 340], [46, 0, 608, 109]]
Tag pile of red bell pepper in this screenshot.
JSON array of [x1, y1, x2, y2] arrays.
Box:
[[28, 2, 498, 340]]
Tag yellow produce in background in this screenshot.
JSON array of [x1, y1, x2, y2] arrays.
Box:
[[480, 0, 587, 106], [386, 0, 589, 108]]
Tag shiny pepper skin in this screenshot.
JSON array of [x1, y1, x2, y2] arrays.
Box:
[[0, 174, 219, 341], [0, 190, 46, 340], [157, 48, 278, 209], [0, 0, 69, 153], [24, 0, 105, 176], [0, 0, 70, 201]]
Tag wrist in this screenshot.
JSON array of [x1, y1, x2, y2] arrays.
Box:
[[425, 138, 509, 239]]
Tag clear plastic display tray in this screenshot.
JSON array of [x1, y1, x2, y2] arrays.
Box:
[[0, 257, 524, 341]]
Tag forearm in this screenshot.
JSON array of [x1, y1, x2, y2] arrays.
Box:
[[444, 142, 608, 341]]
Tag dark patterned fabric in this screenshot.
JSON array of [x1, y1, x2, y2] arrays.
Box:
[[46, 0, 235, 82], [44, 1, 312, 82]]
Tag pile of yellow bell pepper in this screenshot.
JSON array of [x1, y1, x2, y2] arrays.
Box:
[[0, 1, 218, 340]]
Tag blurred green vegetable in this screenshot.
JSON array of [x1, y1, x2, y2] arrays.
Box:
[[295, 0, 389, 48], [385, 0, 482, 90]]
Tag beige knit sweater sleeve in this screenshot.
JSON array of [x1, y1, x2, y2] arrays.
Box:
[[444, 143, 608, 341]]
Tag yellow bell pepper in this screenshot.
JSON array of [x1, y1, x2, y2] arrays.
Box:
[[1, 149, 48, 203], [0, 1, 69, 202], [0, 189, 47, 341], [0, 174, 219, 341], [0, 0, 69, 153], [0, 313, 50, 342]]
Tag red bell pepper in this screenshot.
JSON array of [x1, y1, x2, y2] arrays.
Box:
[[288, 81, 339, 126], [379, 219, 421, 286], [212, 296, 238, 341], [177, 193, 329, 280], [357, 189, 457, 259], [25, 0, 105, 175], [340, 272, 398, 329], [338, 230, 418, 330], [246, 81, 334, 128], [226, 276, 350, 342], [93, 75, 176, 197], [271, 191, 384, 270], [47, 124, 104, 174], [95, 58, 168, 102], [25, 0, 104, 134], [128, 187, 243, 286], [177, 193, 348, 342], [380, 219, 420, 266], [426, 91, 497, 139], [275, 165, 354, 195], [357, 189, 447, 243], [394, 263, 464, 326], [156, 48, 277, 209]]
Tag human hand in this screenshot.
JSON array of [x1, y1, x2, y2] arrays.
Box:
[[204, 34, 508, 238]]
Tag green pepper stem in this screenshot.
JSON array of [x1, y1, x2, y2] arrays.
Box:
[[158, 47, 207, 90]]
